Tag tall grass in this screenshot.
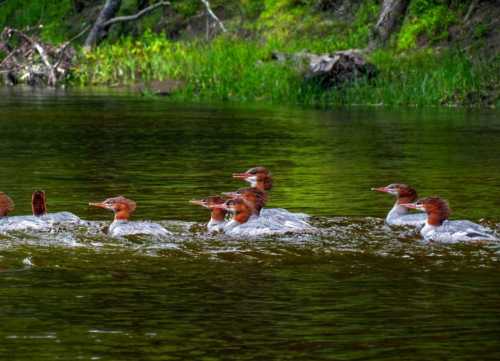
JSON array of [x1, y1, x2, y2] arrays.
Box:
[[73, 33, 499, 107]]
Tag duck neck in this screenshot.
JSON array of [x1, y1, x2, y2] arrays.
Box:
[[254, 180, 265, 192], [210, 208, 226, 223], [233, 210, 251, 224], [427, 211, 445, 227], [114, 210, 130, 222], [32, 196, 47, 217], [387, 200, 409, 221], [421, 222, 438, 237], [388, 195, 417, 219]]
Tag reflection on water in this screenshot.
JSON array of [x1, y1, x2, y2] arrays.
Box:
[[0, 89, 500, 360]]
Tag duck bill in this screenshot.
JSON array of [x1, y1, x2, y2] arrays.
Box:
[[89, 202, 109, 210], [371, 187, 389, 193], [400, 203, 419, 209], [232, 172, 251, 180], [189, 199, 208, 207]]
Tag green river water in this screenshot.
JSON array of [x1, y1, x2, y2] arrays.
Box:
[[0, 88, 499, 360]]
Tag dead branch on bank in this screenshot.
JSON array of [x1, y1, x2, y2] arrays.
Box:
[[200, 0, 227, 33], [84, 0, 170, 50], [0, 27, 87, 86]]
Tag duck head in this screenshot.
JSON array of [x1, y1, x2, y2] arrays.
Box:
[[89, 196, 137, 221], [372, 183, 418, 204], [32, 190, 48, 217], [222, 187, 267, 215], [233, 166, 273, 191], [0, 192, 14, 217], [401, 197, 451, 226], [190, 196, 227, 222]]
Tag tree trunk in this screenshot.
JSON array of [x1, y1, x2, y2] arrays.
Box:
[[84, 0, 122, 50], [370, 0, 410, 47]]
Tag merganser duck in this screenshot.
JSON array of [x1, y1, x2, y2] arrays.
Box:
[[372, 183, 426, 226], [216, 199, 312, 237], [401, 197, 497, 243], [233, 167, 273, 192], [31, 190, 81, 224], [0, 191, 49, 232], [222, 188, 266, 215], [89, 196, 171, 238], [189, 196, 227, 232], [232, 166, 309, 221]]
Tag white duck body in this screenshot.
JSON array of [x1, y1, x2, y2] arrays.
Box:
[[0, 215, 51, 233], [386, 203, 427, 227], [207, 218, 226, 232], [40, 212, 82, 225], [108, 220, 172, 238], [420, 220, 497, 243], [223, 214, 313, 237]]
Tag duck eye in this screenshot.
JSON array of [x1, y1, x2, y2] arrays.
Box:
[[248, 168, 257, 175]]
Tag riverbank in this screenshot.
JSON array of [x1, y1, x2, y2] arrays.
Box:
[[71, 34, 500, 107], [1, 0, 499, 107]]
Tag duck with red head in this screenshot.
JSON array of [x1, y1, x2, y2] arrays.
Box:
[[0, 191, 48, 232], [89, 196, 171, 238], [31, 190, 81, 224], [372, 183, 427, 226], [401, 197, 497, 243], [233, 167, 273, 192], [222, 188, 267, 215], [0, 192, 15, 218], [213, 198, 313, 237], [232, 166, 310, 224], [190, 196, 228, 232]]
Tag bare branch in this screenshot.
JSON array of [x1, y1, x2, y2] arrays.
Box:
[[200, 0, 227, 33], [0, 48, 18, 68], [464, 0, 480, 23], [101, 1, 170, 27], [54, 25, 91, 69], [6, 28, 56, 85]]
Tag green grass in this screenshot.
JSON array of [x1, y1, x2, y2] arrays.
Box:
[[0, 0, 73, 42], [2, 0, 498, 107], [72, 33, 500, 107]]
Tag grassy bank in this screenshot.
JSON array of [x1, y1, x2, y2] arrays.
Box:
[[2, 0, 499, 107], [72, 34, 500, 107]]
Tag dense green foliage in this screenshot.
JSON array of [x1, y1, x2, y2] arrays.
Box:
[[0, 0, 73, 42]]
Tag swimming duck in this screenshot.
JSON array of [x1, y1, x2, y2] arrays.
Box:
[[89, 196, 171, 238], [401, 197, 497, 243], [190, 196, 228, 232], [0, 191, 49, 232], [372, 183, 427, 226], [215, 198, 313, 237], [31, 190, 81, 225], [232, 166, 309, 222]]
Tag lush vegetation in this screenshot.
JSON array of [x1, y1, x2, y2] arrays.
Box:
[[72, 33, 498, 107], [1, 0, 499, 107]]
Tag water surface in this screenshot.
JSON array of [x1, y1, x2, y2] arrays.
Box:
[[0, 88, 499, 360]]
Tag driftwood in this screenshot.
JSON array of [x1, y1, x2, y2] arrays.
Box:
[[272, 49, 377, 88], [0, 27, 85, 86]]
